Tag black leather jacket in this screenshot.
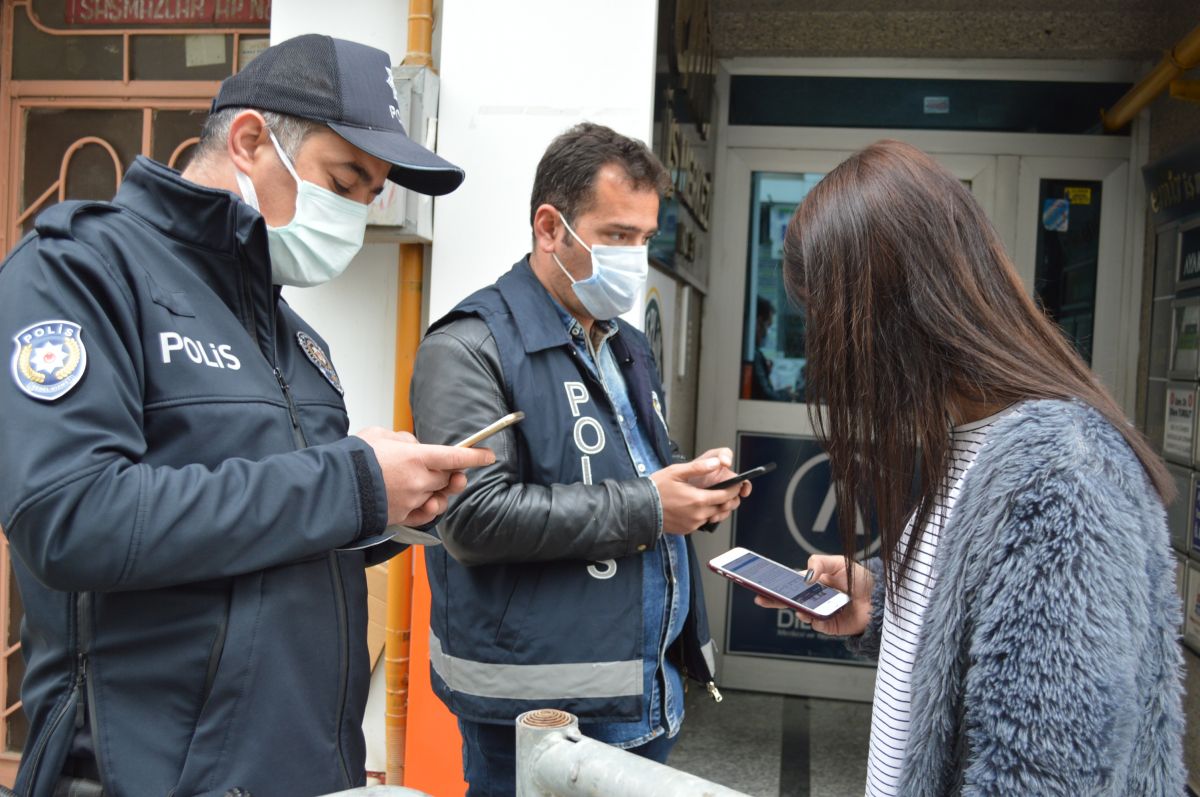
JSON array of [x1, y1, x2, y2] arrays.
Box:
[[411, 259, 717, 724]]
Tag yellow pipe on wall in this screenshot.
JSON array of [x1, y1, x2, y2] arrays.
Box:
[[405, 0, 434, 68], [1169, 79, 1200, 104], [385, 1, 438, 784], [385, 243, 426, 786], [1101, 23, 1200, 131]]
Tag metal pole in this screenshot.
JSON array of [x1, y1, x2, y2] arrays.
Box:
[[515, 709, 751, 797], [315, 787, 432, 797]]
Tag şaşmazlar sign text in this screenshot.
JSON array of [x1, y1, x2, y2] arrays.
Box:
[[66, 0, 270, 26]]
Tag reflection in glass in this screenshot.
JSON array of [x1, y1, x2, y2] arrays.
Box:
[[1033, 179, 1102, 365], [742, 171, 823, 403]]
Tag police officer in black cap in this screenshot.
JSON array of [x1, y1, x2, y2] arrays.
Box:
[[0, 35, 491, 797]]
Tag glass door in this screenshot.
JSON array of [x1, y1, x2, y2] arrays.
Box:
[[697, 147, 997, 700], [1014, 157, 1131, 405]]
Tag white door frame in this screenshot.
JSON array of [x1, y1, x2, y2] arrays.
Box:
[[696, 60, 1149, 700], [1014, 156, 1131, 399]]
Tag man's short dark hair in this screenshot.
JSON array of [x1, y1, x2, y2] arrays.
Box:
[[196, 108, 322, 163], [529, 122, 670, 226]]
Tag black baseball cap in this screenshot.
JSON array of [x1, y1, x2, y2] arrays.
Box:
[[212, 34, 464, 196]]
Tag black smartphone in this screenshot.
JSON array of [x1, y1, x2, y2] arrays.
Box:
[[699, 462, 776, 532], [707, 461, 776, 491]]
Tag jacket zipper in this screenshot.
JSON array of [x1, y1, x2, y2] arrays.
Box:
[[77, 592, 107, 774], [26, 592, 98, 791], [201, 605, 229, 706], [273, 368, 307, 450], [22, 643, 84, 794], [22, 685, 77, 795], [74, 592, 91, 734], [273, 364, 351, 787], [328, 553, 352, 788]]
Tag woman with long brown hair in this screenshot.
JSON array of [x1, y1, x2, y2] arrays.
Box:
[[760, 140, 1185, 795]]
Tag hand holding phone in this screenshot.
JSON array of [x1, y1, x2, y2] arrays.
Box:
[[698, 462, 775, 531], [706, 461, 776, 491], [708, 547, 850, 618]]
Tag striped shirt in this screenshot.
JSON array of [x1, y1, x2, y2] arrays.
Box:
[[865, 408, 1013, 796]]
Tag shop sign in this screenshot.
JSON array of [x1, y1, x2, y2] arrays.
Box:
[[65, 0, 270, 26], [668, 0, 716, 140], [1179, 225, 1200, 286], [1164, 383, 1198, 466], [1143, 140, 1200, 227], [726, 433, 877, 663], [662, 97, 712, 233], [1169, 299, 1200, 379]]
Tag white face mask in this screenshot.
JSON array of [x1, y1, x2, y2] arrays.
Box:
[[234, 132, 370, 288], [552, 212, 648, 321]]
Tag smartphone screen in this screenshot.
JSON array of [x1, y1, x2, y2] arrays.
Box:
[[722, 551, 840, 613]]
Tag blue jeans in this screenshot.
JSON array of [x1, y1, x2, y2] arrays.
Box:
[[458, 718, 678, 797]]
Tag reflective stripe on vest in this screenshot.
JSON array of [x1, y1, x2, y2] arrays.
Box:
[[700, 638, 717, 675], [429, 631, 643, 701]]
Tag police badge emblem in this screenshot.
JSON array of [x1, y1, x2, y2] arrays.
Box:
[[10, 320, 87, 401], [297, 331, 344, 396]]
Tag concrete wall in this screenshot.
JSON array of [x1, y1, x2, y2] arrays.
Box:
[[426, 0, 660, 322], [711, 0, 1176, 60], [272, 0, 413, 435], [270, 0, 415, 775]]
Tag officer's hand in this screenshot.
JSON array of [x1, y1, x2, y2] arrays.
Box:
[[355, 427, 495, 526], [685, 448, 753, 497], [650, 453, 744, 535]]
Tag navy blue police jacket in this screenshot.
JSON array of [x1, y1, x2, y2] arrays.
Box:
[[413, 259, 717, 724], [0, 157, 395, 797]]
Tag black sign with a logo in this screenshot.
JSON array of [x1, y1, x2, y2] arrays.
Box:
[[1180, 226, 1200, 288], [726, 433, 877, 663]]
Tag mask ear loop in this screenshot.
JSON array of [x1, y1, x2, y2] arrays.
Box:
[[557, 212, 593, 253], [267, 130, 302, 185], [552, 211, 590, 284]]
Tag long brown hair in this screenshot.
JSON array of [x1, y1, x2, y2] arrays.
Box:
[[782, 140, 1173, 595]]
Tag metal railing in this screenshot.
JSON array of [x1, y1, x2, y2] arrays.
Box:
[[316, 788, 431, 797], [515, 709, 750, 797]]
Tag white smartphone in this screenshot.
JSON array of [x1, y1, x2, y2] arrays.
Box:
[[708, 546, 850, 618], [454, 411, 525, 448]]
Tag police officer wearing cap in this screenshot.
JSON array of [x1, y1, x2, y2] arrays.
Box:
[[0, 35, 492, 797]]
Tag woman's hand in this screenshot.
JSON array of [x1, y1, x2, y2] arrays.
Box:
[[754, 554, 874, 637]]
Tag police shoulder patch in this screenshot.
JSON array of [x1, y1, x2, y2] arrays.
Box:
[[10, 320, 88, 401], [297, 331, 344, 396]]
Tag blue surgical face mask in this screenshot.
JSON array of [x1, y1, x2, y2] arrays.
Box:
[[234, 131, 370, 288], [552, 212, 648, 320]]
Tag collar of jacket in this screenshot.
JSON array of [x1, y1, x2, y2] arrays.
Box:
[[496, 257, 630, 356], [113, 156, 277, 343]]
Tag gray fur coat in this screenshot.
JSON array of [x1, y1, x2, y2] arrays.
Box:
[[849, 400, 1185, 796]]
